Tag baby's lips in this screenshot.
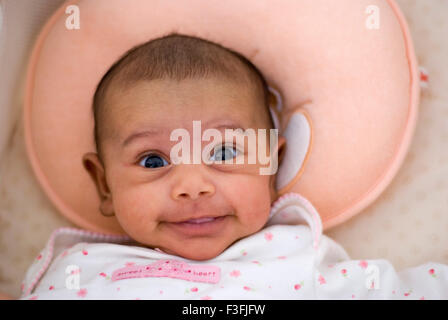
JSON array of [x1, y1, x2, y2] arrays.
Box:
[[174, 214, 226, 224], [182, 217, 217, 224], [165, 215, 230, 237], [171, 212, 230, 224]]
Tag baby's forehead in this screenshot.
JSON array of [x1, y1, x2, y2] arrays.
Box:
[[93, 34, 272, 157], [106, 77, 261, 118], [102, 78, 266, 141]]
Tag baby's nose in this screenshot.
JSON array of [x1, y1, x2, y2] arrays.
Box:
[[171, 165, 215, 201]]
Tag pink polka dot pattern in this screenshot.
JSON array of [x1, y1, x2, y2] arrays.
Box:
[[1, 0, 448, 298]]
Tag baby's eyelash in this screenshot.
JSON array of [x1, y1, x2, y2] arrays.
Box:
[[136, 151, 169, 163], [209, 143, 244, 160], [134, 143, 244, 167], [138, 152, 170, 169]]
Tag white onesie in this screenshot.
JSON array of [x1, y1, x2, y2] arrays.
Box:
[[19, 192, 448, 300]]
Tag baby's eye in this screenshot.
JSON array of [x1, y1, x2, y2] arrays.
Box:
[[209, 145, 241, 162], [139, 154, 169, 169]]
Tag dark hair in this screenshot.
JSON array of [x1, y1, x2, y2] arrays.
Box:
[[92, 33, 272, 160]]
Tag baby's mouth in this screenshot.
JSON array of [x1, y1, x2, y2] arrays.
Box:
[[167, 215, 230, 237], [181, 217, 217, 224]]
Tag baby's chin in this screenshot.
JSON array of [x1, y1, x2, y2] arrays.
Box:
[[157, 240, 230, 261]]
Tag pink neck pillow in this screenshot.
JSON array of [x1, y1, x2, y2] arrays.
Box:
[[24, 0, 420, 235]]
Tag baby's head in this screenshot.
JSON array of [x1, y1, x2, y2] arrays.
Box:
[[83, 33, 286, 260]]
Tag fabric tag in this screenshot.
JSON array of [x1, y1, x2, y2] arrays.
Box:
[[112, 259, 221, 284]]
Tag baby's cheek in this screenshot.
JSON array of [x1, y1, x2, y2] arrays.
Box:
[[228, 175, 272, 229], [112, 190, 160, 235]]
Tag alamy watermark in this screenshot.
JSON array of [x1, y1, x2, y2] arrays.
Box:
[[365, 264, 380, 290], [65, 5, 80, 30], [65, 265, 80, 290], [365, 5, 380, 30], [168, 121, 279, 176]]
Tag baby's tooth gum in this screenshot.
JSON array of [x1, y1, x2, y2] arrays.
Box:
[[185, 217, 215, 224]]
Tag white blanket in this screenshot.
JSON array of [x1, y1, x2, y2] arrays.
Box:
[[19, 193, 448, 300]]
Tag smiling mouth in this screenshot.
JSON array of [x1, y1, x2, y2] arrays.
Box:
[[180, 217, 220, 224], [167, 215, 230, 237]]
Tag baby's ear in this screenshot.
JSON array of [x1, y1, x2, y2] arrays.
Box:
[[276, 134, 287, 167], [82, 153, 114, 217], [270, 135, 286, 202]]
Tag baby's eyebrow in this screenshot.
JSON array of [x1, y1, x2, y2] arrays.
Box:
[[121, 120, 248, 149], [121, 129, 167, 148]]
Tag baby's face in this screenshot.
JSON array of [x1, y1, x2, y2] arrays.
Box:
[[84, 77, 285, 260]]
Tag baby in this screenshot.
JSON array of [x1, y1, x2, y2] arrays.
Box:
[[19, 34, 448, 300], [81, 33, 285, 262]]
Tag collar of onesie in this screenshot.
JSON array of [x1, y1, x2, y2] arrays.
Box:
[[266, 192, 323, 250]]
